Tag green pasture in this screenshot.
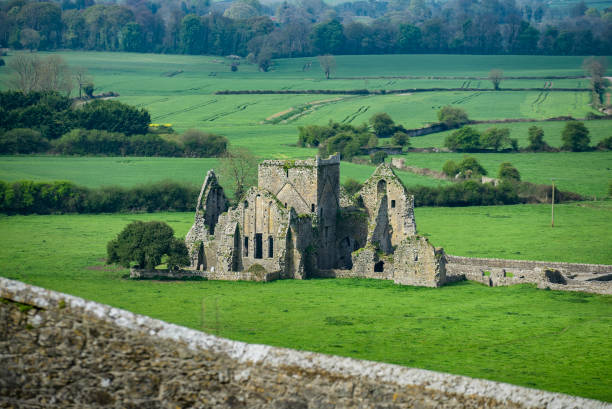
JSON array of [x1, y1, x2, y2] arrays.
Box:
[[393, 151, 612, 198], [415, 201, 612, 264], [0, 209, 610, 401], [410, 119, 612, 149], [0, 156, 448, 189]]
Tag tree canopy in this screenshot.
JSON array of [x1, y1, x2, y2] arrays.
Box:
[[107, 221, 189, 270]]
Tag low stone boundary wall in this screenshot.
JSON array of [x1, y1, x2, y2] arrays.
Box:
[[207, 270, 280, 282], [445, 255, 612, 276], [3, 277, 609, 408], [130, 268, 207, 279], [445, 255, 612, 295]]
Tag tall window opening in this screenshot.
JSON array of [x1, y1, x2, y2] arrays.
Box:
[[244, 236, 249, 257], [268, 236, 274, 258], [255, 234, 263, 259], [391, 200, 396, 208]]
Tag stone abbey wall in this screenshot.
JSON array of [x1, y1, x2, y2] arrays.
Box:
[[2, 277, 609, 409]]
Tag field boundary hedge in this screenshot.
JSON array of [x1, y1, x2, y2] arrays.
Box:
[[215, 88, 589, 95], [0, 180, 199, 215]]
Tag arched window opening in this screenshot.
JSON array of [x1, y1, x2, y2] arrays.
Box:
[[255, 234, 263, 259], [244, 201, 249, 208], [268, 236, 274, 258], [244, 236, 249, 257], [391, 200, 396, 208], [377, 179, 387, 197], [374, 261, 384, 272], [311, 204, 315, 212]]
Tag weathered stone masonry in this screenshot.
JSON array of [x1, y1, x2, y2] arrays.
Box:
[[185, 155, 445, 287], [1, 277, 609, 409]]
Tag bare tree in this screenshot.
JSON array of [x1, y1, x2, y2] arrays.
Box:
[[582, 57, 609, 104], [318, 54, 336, 80], [489, 69, 503, 90], [19, 28, 40, 51], [73, 66, 92, 98], [218, 147, 258, 201], [8, 54, 73, 95], [7, 54, 41, 93]]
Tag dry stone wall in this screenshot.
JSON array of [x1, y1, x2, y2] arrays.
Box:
[[2, 277, 609, 409]]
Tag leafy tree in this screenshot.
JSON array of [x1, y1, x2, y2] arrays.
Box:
[[442, 160, 459, 177], [498, 162, 520, 181], [561, 121, 590, 152], [107, 221, 189, 270], [310, 19, 345, 54], [489, 69, 503, 90], [444, 126, 481, 152], [437, 106, 469, 128], [120, 22, 145, 52], [369, 113, 395, 137], [526, 126, 550, 151], [480, 127, 517, 151], [19, 28, 41, 50], [457, 156, 487, 177], [391, 131, 410, 147], [180, 14, 204, 54], [370, 151, 387, 164], [181, 129, 228, 157], [342, 178, 362, 196]]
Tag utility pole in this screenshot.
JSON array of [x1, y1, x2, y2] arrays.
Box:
[[551, 179, 555, 228]]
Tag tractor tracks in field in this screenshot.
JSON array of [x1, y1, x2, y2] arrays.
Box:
[[152, 99, 218, 121], [202, 102, 258, 122], [342, 105, 371, 123]]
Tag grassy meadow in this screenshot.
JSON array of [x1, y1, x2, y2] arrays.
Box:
[[1, 51, 611, 400], [0, 209, 610, 401]]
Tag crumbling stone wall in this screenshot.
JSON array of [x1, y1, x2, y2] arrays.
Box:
[[1, 278, 607, 409], [358, 163, 416, 247], [394, 236, 446, 287]]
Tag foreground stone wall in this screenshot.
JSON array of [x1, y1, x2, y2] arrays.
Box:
[[1, 277, 609, 409]]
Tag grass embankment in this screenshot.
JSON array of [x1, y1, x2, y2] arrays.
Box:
[[0, 209, 610, 401]]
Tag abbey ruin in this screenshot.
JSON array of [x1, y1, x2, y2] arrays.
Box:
[[185, 154, 446, 287]]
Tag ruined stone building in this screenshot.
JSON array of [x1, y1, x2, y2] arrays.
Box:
[[185, 154, 446, 287]]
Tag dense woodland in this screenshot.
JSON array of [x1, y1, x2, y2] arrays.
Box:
[[0, 0, 610, 67]]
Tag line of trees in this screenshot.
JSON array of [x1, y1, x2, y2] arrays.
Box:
[[0, 90, 228, 157], [0, 0, 610, 62], [0, 180, 200, 215]]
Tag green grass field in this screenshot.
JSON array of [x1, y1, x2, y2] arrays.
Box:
[[393, 151, 612, 197], [0, 210, 610, 401], [0, 156, 449, 190]]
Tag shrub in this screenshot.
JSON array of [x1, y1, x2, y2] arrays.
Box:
[[444, 126, 481, 152], [181, 129, 228, 157], [343, 178, 363, 196], [0, 128, 49, 154], [391, 131, 410, 147], [437, 106, 469, 128], [457, 156, 487, 177], [561, 121, 590, 152], [107, 221, 189, 270], [370, 151, 388, 164], [442, 160, 459, 178], [0, 58, 5, 67], [83, 83, 94, 97], [77, 99, 150, 136], [498, 162, 521, 181], [596, 136, 612, 151]]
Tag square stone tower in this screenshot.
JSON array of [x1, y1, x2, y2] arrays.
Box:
[[258, 154, 340, 269]]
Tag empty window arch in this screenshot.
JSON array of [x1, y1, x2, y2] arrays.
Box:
[[268, 236, 274, 258], [374, 261, 384, 272]]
